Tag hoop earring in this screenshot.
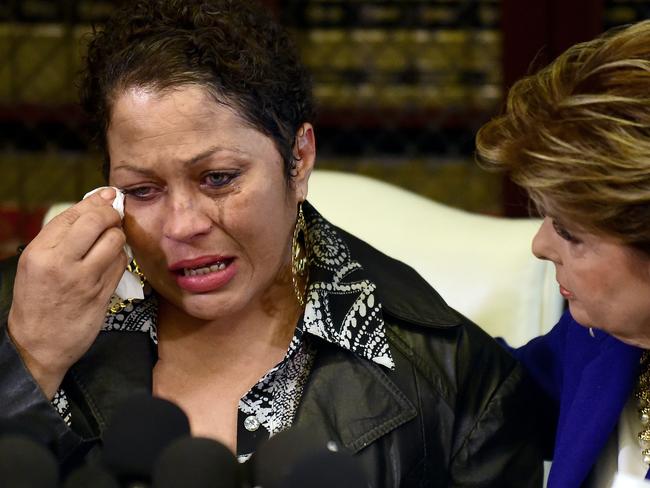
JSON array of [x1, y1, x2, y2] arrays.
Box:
[[107, 259, 146, 315], [129, 260, 146, 285], [291, 203, 309, 307]]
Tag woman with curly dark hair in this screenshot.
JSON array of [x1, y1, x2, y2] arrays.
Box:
[[0, 1, 542, 484]]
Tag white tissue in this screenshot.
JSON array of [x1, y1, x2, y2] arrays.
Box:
[[83, 187, 144, 302]]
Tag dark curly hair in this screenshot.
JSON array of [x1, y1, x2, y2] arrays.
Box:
[[79, 0, 315, 180]]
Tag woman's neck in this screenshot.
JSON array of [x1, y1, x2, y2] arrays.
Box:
[[155, 268, 302, 377]]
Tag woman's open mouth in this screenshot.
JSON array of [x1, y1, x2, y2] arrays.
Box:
[[169, 256, 237, 293], [182, 261, 228, 276]]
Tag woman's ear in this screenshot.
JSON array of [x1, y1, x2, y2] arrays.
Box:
[[292, 123, 316, 202]]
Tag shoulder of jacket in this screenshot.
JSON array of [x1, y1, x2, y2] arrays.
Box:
[[385, 313, 520, 397]]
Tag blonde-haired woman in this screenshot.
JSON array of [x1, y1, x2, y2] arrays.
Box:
[[476, 20, 650, 488]]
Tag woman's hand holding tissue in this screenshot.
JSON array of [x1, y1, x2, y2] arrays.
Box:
[[7, 188, 128, 399]]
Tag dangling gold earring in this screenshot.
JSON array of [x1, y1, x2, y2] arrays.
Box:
[[291, 203, 309, 307], [128, 260, 146, 287], [107, 259, 146, 315]]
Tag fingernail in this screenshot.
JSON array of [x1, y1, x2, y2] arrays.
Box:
[[99, 187, 115, 201]]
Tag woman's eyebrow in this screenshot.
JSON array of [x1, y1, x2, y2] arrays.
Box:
[[111, 164, 156, 177], [112, 145, 249, 174], [182, 145, 231, 168]]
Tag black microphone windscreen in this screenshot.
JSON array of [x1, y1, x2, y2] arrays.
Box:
[[152, 436, 239, 488], [251, 428, 368, 488], [0, 434, 59, 488], [102, 393, 191, 482], [63, 464, 120, 488], [0, 414, 56, 447]]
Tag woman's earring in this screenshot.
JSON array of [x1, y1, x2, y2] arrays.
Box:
[[128, 260, 146, 287], [291, 203, 309, 307], [107, 259, 146, 315]]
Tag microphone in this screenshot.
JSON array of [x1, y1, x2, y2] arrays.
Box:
[[0, 413, 57, 448], [63, 463, 120, 488], [250, 427, 369, 488], [102, 393, 191, 485], [0, 434, 59, 488], [152, 436, 239, 488]]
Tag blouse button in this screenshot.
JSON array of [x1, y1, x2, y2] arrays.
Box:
[[244, 415, 260, 432]]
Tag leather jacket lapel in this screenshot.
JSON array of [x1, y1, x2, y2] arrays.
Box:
[[294, 339, 417, 453], [65, 330, 155, 437]]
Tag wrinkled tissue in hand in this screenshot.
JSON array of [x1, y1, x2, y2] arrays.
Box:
[[83, 187, 144, 301]]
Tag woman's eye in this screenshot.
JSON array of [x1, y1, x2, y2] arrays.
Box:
[[552, 220, 581, 243], [122, 186, 158, 200], [202, 172, 237, 188]]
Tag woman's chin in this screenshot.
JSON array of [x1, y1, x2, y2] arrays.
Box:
[[156, 290, 239, 322], [178, 296, 238, 321], [567, 303, 589, 326], [569, 306, 640, 344]]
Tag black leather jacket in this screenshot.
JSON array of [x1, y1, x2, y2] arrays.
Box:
[[0, 226, 543, 487]]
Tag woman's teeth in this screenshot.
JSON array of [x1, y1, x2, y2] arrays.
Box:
[[183, 262, 227, 277]]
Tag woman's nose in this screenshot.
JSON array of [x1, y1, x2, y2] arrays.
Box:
[[163, 197, 212, 242], [532, 217, 561, 264]]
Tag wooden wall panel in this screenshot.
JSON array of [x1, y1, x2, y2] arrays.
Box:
[[501, 0, 604, 216]]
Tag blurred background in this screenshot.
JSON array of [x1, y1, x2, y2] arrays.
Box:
[[0, 0, 646, 258]]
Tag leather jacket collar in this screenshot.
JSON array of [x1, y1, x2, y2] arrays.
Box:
[[328, 218, 464, 330]]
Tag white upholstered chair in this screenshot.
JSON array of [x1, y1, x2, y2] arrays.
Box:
[[43, 169, 564, 346], [306, 170, 563, 346]]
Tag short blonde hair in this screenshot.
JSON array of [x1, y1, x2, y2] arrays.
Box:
[[476, 20, 650, 252]]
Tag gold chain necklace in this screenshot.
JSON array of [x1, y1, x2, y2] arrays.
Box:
[[636, 351, 650, 464]]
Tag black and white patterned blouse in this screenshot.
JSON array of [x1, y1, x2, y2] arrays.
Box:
[[52, 206, 394, 459]]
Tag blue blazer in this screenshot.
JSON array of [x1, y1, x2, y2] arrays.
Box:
[[512, 311, 645, 487]]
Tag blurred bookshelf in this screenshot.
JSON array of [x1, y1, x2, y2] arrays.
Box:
[[284, 1, 501, 113], [278, 0, 504, 221], [0, 0, 647, 256], [605, 0, 650, 27]]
